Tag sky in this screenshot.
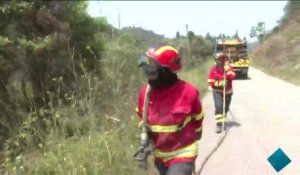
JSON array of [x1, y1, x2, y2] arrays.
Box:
[[87, 1, 287, 42]]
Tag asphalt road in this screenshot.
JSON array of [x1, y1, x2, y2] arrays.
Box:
[[195, 67, 300, 175]]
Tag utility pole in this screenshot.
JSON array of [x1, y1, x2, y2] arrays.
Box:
[[185, 24, 193, 65], [186, 24, 189, 35], [99, 7, 102, 16], [118, 8, 121, 30], [97, 8, 102, 30], [118, 11, 121, 30]]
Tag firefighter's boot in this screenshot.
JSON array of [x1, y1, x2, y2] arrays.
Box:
[[215, 122, 223, 133]]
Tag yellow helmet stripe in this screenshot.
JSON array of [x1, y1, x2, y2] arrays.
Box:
[[154, 46, 178, 55]]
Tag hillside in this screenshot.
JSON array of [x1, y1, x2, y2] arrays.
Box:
[[120, 26, 169, 47], [251, 0, 300, 85]]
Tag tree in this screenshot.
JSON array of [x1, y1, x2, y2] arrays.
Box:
[[176, 31, 180, 40], [233, 30, 239, 38], [0, 1, 110, 150], [187, 31, 195, 64], [250, 22, 265, 43], [187, 31, 195, 41], [205, 32, 213, 41]]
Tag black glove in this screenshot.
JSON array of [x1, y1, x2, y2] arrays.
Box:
[[133, 141, 154, 170]]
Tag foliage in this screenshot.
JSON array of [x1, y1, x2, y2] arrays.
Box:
[[176, 31, 181, 40], [171, 32, 215, 66], [279, 0, 300, 27], [0, 0, 110, 155], [0, 1, 214, 174], [120, 26, 168, 48], [251, 0, 300, 85], [1, 32, 148, 174]]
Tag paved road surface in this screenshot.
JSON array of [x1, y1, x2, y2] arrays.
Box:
[[195, 67, 300, 175]]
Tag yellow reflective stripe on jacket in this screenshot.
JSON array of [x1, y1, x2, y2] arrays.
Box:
[[214, 80, 226, 87], [153, 141, 198, 162], [195, 126, 202, 132], [208, 79, 215, 83], [150, 116, 192, 133], [178, 116, 192, 130], [150, 124, 178, 133], [195, 111, 204, 121]]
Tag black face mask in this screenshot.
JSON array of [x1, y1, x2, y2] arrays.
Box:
[[139, 54, 178, 88], [148, 67, 178, 89]]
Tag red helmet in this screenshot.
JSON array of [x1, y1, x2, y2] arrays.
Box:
[[146, 45, 182, 73]]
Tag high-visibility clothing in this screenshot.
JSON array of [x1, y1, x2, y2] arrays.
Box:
[[207, 64, 235, 94], [137, 79, 204, 166]]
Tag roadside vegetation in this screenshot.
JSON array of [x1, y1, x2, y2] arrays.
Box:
[[0, 1, 216, 174], [250, 0, 300, 85]]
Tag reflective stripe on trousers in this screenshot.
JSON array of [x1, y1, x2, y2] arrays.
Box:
[[213, 91, 232, 123], [215, 114, 225, 123]]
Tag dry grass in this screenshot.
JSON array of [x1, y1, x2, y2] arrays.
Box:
[[1, 35, 213, 174], [251, 11, 300, 86]]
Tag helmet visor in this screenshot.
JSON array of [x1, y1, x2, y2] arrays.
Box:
[[138, 54, 161, 80]]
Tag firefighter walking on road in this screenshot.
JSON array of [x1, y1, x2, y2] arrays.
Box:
[[208, 53, 235, 133], [135, 45, 205, 175]]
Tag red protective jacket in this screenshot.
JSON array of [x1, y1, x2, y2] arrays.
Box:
[[207, 64, 235, 94], [137, 79, 204, 166]]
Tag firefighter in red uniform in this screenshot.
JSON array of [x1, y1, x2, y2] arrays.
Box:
[[136, 45, 205, 175], [207, 52, 235, 133]]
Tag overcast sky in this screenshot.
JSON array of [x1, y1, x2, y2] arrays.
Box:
[[87, 1, 287, 42]]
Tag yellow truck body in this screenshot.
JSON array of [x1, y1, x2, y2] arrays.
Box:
[[215, 38, 250, 78]]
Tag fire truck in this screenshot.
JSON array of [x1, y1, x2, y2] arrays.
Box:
[[215, 38, 250, 78]]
